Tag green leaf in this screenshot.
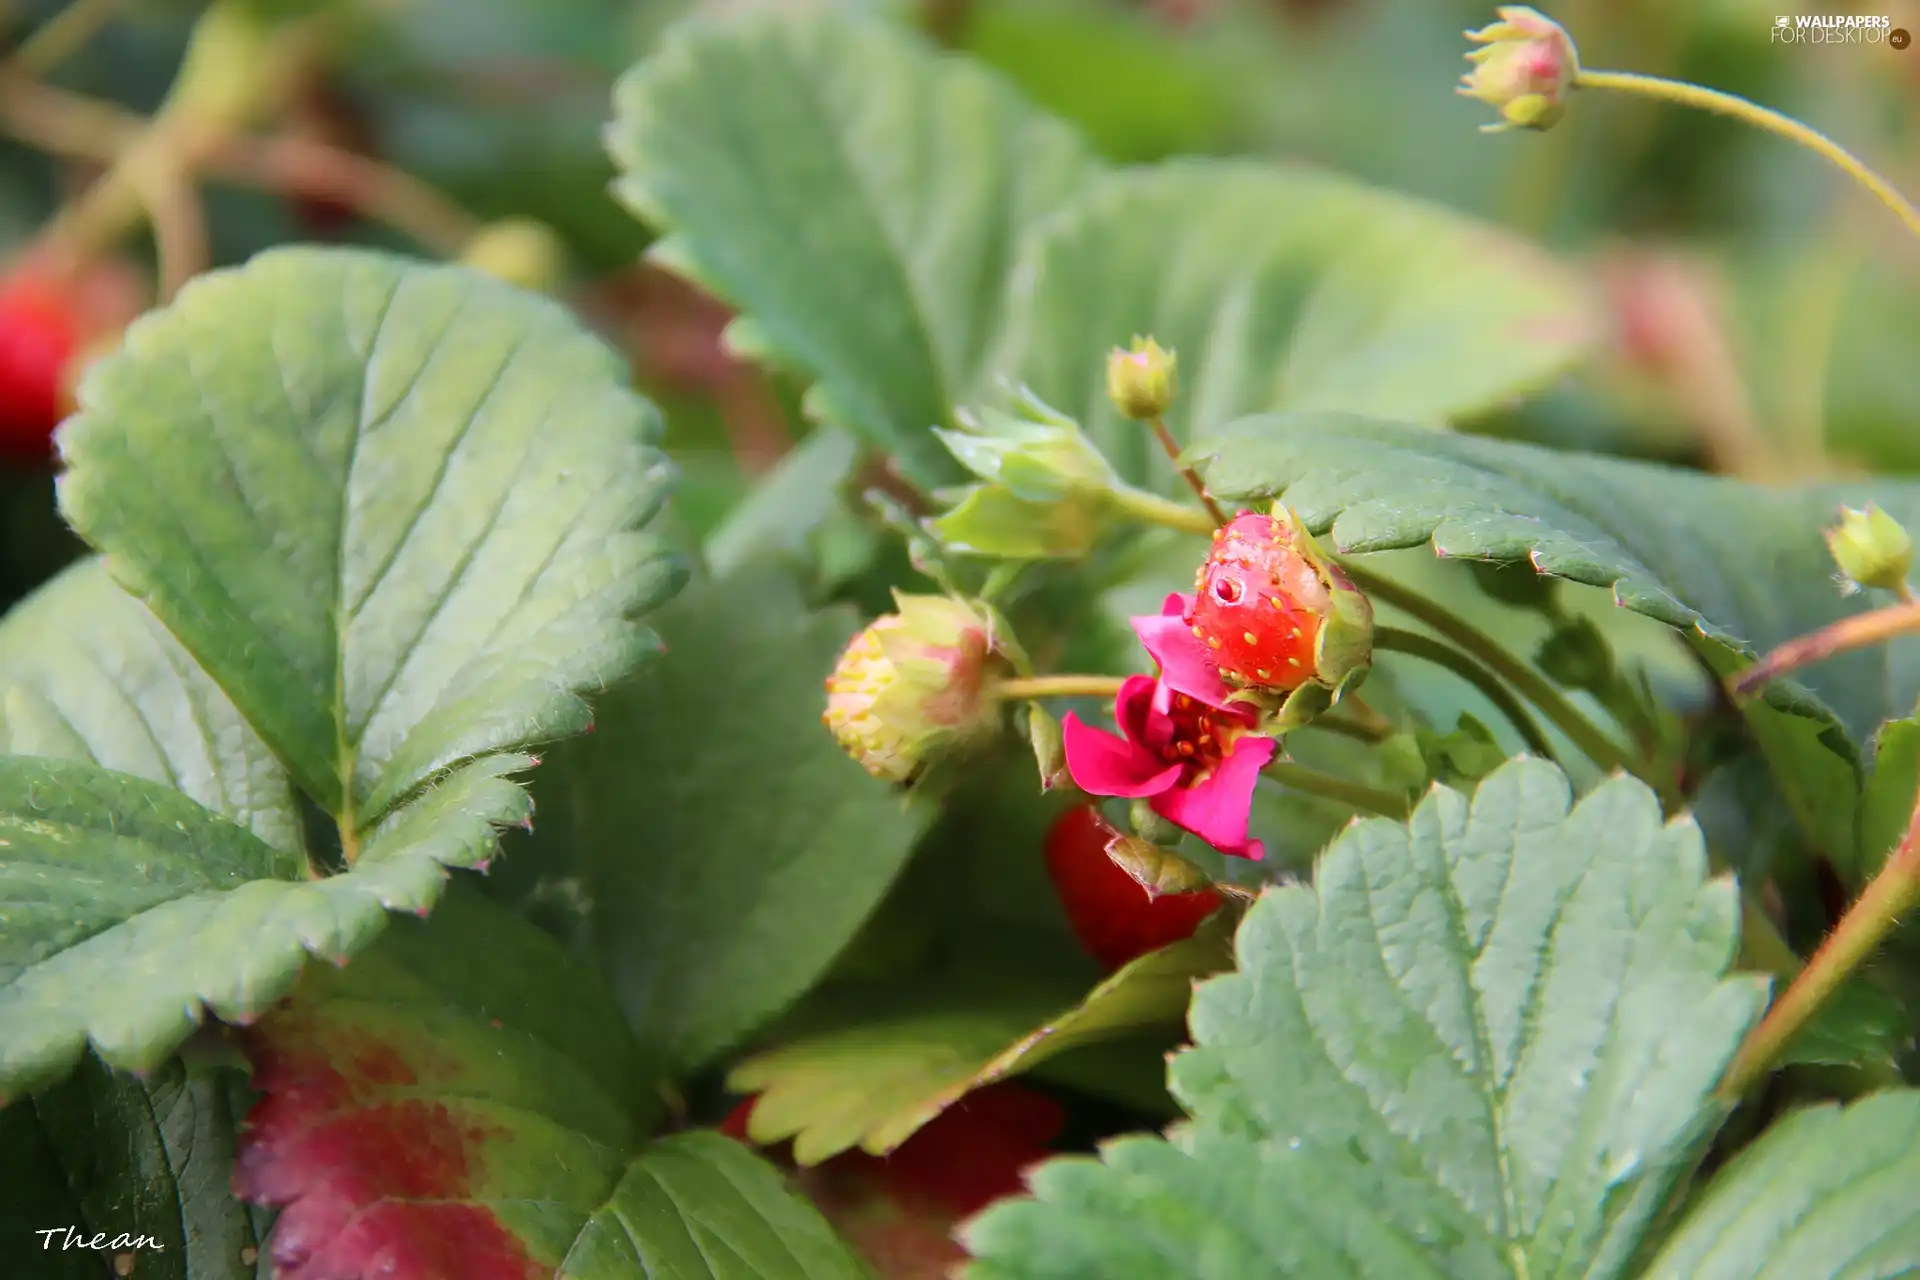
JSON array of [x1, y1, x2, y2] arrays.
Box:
[[963, 0, 1242, 162], [1642, 1091, 1920, 1279], [494, 564, 934, 1074], [990, 162, 1600, 486], [608, 8, 1100, 488], [732, 921, 1226, 1164], [707, 427, 864, 578], [1774, 978, 1911, 1073], [235, 881, 869, 1279], [961, 759, 1769, 1279], [1196, 413, 1920, 855], [0, 1056, 269, 1280], [0, 753, 529, 1097], [0, 556, 301, 854], [57, 247, 682, 830], [1860, 715, 1920, 880]]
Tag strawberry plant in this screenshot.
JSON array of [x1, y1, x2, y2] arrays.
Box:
[[2, 1, 1920, 1278]]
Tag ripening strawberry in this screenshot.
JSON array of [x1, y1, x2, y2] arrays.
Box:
[[1044, 804, 1223, 971], [1184, 505, 1373, 695]]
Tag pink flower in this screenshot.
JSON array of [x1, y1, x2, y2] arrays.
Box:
[[1061, 674, 1276, 860], [1129, 592, 1234, 711]]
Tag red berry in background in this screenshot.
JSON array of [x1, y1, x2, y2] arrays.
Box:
[[1044, 804, 1223, 972], [724, 1084, 1066, 1278], [1185, 509, 1339, 691], [0, 270, 81, 459], [0, 256, 148, 463]]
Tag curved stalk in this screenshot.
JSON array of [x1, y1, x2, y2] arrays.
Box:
[[1263, 762, 1410, 820], [1731, 597, 1920, 698], [1373, 626, 1555, 759], [1577, 69, 1920, 248]]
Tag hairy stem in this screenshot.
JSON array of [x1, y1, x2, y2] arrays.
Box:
[[1729, 596, 1920, 699], [1373, 626, 1556, 759], [1264, 762, 1410, 820], [996, 674, 1129, 701], [1577, 69, 1920, 248], [1719, 786, 1920, 1099], [1147, 413, 1227, 526]]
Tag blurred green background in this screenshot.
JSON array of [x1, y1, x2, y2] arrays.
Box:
[[2, 0, 1917, 599]]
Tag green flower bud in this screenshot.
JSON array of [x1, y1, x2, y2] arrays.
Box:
[[928, 484, 1109, 561], [461, 218, 570, 293], [822, 593, 1010, 784], [1459, 6, 1579, 134], [1106, 336, 1178, 420], [1826, 504, 1913, 595], [935, 390, 1120, 503]]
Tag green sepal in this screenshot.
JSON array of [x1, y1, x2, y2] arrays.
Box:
[[928, 483, 1109, 560], [1270, 680, 1337, 733], [1418, 714, 1508, 786], [1536, 616, 1616, 694], [1105, 832, 1217, 898], [1128, 799, 1184, 847], [1027, 703, 1066, 792], [934, 392, 1121, 504]]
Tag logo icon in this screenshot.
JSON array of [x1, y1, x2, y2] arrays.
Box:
[[1776, 14, 1791, 26], [1894, 27, 1912, 48]]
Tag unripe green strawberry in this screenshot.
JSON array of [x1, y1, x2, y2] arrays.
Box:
[[822, 593, 1010, 785], [1183, 507, 1373, 697]]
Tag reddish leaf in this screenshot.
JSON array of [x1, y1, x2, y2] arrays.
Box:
[[235, 1023, 545, 1280], [232, 884, 867, 1280]]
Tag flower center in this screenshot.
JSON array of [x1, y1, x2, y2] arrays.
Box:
[[1161, 693, 1240, 785]]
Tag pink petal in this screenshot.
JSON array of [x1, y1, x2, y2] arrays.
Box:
[[1132, 595, 1236, 711], [1150, 733, 1278, 860], [1113, 674, 1175, 755], [1062, 710, 1183, 799]]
